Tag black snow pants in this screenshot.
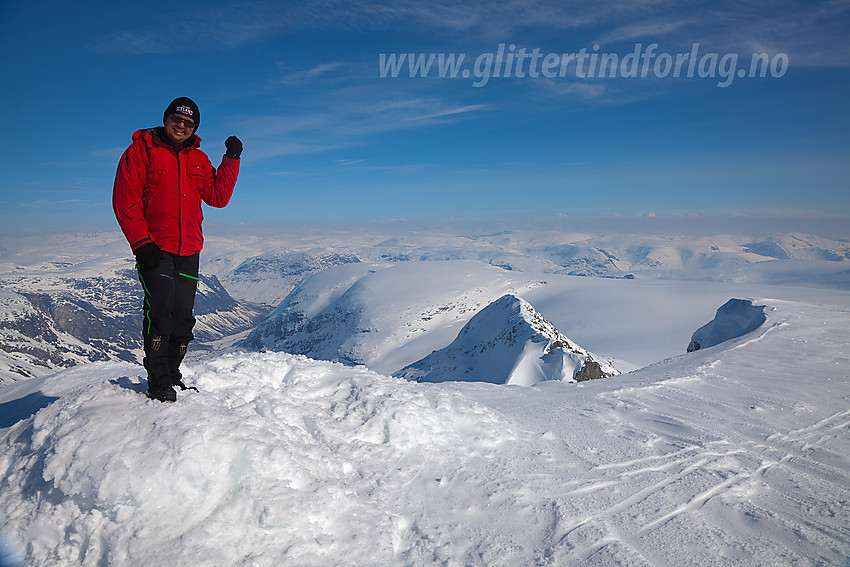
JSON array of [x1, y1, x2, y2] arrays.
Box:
[[137, 252, 199, 391]]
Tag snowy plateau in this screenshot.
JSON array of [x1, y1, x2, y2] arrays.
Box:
[[1, 222, 850, 566]]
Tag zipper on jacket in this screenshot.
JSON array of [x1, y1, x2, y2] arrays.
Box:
[[176, 148, 183, 254], [153, 128, 196, 255]]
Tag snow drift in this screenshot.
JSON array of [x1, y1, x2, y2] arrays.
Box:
[[395, 294, 619, 385], [687, 298, 766, 352], [0, 354, 555, 566]]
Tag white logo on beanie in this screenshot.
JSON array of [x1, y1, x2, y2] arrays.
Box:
[[175, 105, 194, 116]]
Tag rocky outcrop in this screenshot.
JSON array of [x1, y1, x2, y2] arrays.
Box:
[[0, 270, 266, 383]]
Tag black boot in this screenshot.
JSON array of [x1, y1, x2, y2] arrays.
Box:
[[168, 340, 197, 391], [145, 334, 177, 402], [147, 385, 177, 402]]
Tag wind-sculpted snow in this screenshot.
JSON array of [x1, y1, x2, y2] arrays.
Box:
[[687, 298, 766, 352], [1, 299, 849, 566], [0, 354, 572, 566]]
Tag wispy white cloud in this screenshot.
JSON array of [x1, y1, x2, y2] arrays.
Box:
[[276, 63, 345, 85], [738, 0, 850, 67], [420, 105, 484, 119], [596, 18, 694, 45], [228, 85, 485, 165], [95, 31, 173, 54], [594, 1, 850, 67], [91, 2, 295, 54], [90, 0, 850, 68], [90, 1, 631, 53]]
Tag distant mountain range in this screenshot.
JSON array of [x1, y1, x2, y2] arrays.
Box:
[[1, 227, 848, 384], [206, 229, 850, 306]]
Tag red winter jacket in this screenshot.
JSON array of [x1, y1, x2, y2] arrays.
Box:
[[113, 128, 239, 256]]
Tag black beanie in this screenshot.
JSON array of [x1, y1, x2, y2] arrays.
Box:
[[163, 97, 200, 129]]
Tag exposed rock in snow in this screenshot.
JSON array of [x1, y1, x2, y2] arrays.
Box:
[[687, 298, 767, 352], [0, 288, 114, 382], [395, 294, 620, 385]]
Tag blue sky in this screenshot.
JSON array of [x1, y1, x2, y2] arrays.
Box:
[[1, 0, 849, 232]]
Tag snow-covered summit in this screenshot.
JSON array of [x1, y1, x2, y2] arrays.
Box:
[[0, 353, 553, 566], [1, 297, 849, 566], [396, 294, 619, 385]]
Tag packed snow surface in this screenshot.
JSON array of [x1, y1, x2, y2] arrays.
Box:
[[1, 298, 849, 566]]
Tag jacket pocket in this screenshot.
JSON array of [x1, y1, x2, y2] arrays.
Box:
[[188, 162, 210, 192], [143, 169, 165, 191], [142, 169, 165, 215], [189, 163, 209, 179]]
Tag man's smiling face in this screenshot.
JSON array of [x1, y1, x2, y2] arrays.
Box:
[[164, 113, 196, 146]]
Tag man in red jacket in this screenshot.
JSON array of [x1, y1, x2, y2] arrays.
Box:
[[113, 97, 242, 402]]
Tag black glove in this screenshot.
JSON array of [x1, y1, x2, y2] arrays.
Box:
[[225, 136, 242, 159], [135, 242, 162, 272]]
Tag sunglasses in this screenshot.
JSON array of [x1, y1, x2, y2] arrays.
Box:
[[168, 114, 196, 129]]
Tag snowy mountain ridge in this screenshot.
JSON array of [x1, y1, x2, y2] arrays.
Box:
[[0, 287, 118, 379], [241, 261, 546, 375], [239, 254, 850, 379], [396, 294, 620, 385]]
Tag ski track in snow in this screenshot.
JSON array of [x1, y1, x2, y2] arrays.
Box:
[[442, 300, 850, 565], [0, 299, 849, 565]]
